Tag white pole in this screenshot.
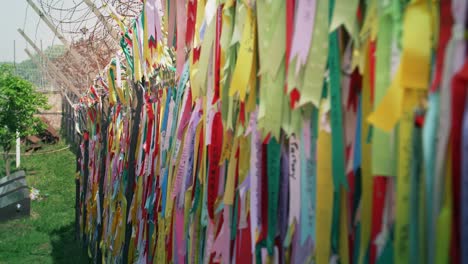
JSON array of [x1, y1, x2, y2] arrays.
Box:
[[16, 131, 20, 168]]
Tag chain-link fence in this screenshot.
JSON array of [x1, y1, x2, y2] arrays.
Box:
[[14, 45, 66, 93]]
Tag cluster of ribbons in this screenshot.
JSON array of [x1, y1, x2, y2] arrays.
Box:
[[76, 0, 468, 263]]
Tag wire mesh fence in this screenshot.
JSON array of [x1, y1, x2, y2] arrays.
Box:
[[14, 45, 66, 93]]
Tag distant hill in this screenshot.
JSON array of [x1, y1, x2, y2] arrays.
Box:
[[0, 45, 66, 89]]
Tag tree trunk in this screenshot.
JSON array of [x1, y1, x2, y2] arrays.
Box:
[[3, 150, 11, 176]]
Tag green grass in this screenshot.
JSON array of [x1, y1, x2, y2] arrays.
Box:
[[0, 142, 88, 263]]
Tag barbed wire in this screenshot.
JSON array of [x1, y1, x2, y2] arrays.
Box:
[[22, 0, 143, 93], [37, 0, 142, 40], [23, 4, 29, 31]]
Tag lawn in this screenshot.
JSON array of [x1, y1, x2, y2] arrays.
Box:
[[0, 142, 88, 263]]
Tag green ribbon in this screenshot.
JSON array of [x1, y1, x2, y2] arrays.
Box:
[[293, 0, 329, 107], [409, 112, 423, 263], [372, 5, 394, 176], [120, 33, 134, 75], [376, 226, 394, 264], [329, 0, 348, 190], [267, 137, 281, 254], [231, 193, 239, 241], [328, 0, 347, 260]]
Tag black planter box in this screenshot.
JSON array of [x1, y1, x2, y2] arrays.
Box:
[[0, 170, 30, 222]]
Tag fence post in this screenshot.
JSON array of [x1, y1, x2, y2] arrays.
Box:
[[82, 131, 90, 244], [122, 81, 144, 264], [96, 98, 109, 264], [75, 136, 82, 241]]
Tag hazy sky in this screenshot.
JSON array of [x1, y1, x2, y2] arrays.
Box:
[[0, 0, 84, 63], [0, 1, 47, 62]]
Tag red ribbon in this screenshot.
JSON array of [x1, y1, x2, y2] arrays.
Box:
[[208, 112, 224, 220], [431, 0, 453, 92], [347, 69, 362, 112], [213, 5, 223, 104], [369, 176, 388, 264], [185, 0, 198, 48], [369, 41, 376, 104], [450, 59, 468, 264]]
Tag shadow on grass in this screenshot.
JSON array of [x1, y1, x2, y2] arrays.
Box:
[[49, 223, 89, 264]]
